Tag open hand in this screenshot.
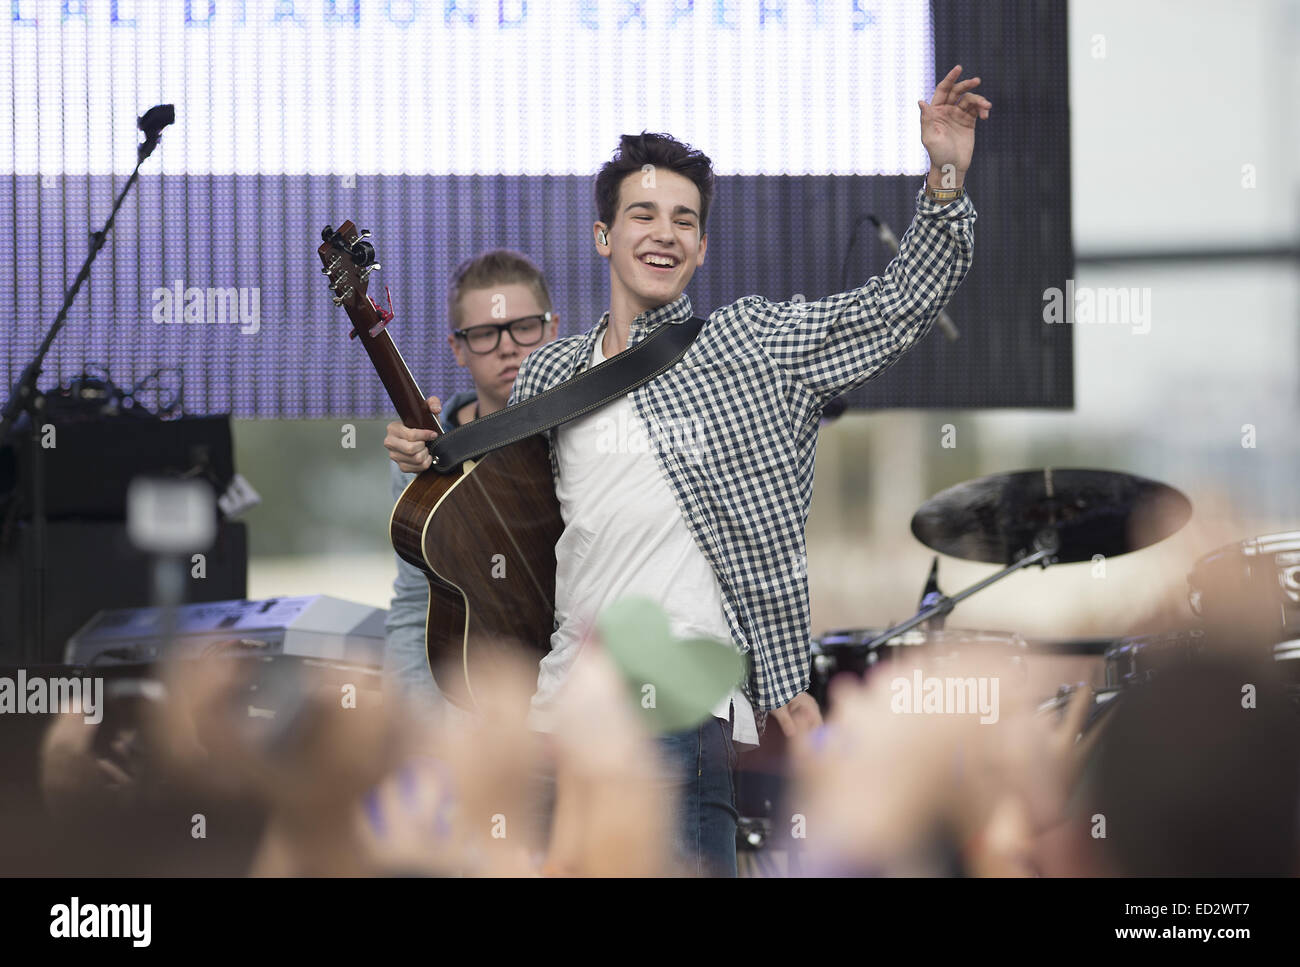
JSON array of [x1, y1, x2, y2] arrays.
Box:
[[919, 65, 991, 178]]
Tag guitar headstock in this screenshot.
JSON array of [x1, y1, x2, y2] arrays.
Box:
[[317, 221, 439, 434], [318, 221, 380, 315]]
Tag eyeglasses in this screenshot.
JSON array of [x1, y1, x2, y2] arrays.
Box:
[[453, 311, 551, 354]]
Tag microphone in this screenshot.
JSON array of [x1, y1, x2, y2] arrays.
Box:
[[867, 214, 960, 341], [137, 104, 175, 161]]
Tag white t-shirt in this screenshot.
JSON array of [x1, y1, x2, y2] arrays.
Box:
[[528, 331, 759, 748]]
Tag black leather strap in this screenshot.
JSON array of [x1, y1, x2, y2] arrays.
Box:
[[429, 315, 706, 473]]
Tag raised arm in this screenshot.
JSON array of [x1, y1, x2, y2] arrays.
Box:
[[741, 65, 989, 404]]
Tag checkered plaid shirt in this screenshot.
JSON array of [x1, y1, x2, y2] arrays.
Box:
[[510, 187, 976, 717]]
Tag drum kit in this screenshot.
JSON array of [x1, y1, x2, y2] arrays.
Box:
[[737, 467, 1300, 867], [809, 467, 1300, 713]]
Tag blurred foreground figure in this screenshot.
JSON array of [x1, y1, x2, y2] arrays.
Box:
[[10, 638, 686, 876], [788, 645, 1072, 877], [787, 621, 1300, 878], [1078, 648, 1299, 876]]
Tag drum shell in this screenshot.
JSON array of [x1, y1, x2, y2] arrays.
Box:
[[1187, 531, 1300, 639]]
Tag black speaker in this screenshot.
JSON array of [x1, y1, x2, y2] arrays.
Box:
[[0, 520, 248, 665], [0, 414, 235, 519], [0, 410, 247, 664]]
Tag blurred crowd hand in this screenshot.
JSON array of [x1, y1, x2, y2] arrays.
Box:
[[146, 654, 254, 799], [427, 648, 542, 876], [544, 644, 672, 877], [790, 661, 968, 875], [125, 647, 551, 877], [248, 684, 412, 876], [38, 713, 138, 817], [357, 646, 544, 877], [384, 394, 442, 473], [959, 679, 1097, 877], [355, 641, 675, 878], [790, 646, 1098, 876], [354, 754, 463, 876], [140, 654, 414, 875], [198, 658, 402, 802]]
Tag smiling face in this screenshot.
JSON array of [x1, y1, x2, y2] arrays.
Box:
[[448, 281, 557, 413], [595, 168, 708, 322]]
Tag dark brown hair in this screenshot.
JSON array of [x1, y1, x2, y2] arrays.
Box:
[[447, 249, 554, 329], [595, 132, 715, 235]]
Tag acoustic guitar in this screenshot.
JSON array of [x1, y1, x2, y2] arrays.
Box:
[[318, 222, 563, 710]]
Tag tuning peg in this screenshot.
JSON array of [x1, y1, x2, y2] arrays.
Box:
[[361, 263, 381, 279], [332, 294, 346, 306]]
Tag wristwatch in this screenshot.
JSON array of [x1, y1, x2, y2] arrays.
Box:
[[924, 183, 965, 202]]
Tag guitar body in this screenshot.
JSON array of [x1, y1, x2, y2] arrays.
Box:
[[318, 221, 562, 712], [390, 435, 563, 710]]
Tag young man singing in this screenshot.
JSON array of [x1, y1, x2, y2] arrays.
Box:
[[387, 66, 990, 875]]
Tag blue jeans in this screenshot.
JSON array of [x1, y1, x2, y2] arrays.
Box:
[[656, 711, 740, 877]]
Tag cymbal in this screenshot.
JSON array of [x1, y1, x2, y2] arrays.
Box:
[[911, 468, 1191, 565]]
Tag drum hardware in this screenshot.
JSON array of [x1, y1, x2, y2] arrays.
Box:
[[863, 529, 1060, 650], [1035, 682, 1122, 737], [1274, 638, 1300, 676], [737, 816, 771, 850], [1018, 637, 1116, 657], [737, 816, 799, 878], [1103, 629, 1208, 689], [864, 468, 1191, 651]]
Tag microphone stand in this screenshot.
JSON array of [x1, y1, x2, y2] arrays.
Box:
[[0, 125, 167, 663]]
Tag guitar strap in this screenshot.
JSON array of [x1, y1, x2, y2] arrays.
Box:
[[429, 314, 707, 473]]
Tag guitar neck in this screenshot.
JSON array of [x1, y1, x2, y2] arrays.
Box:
[[347, 300, 442, 433]]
